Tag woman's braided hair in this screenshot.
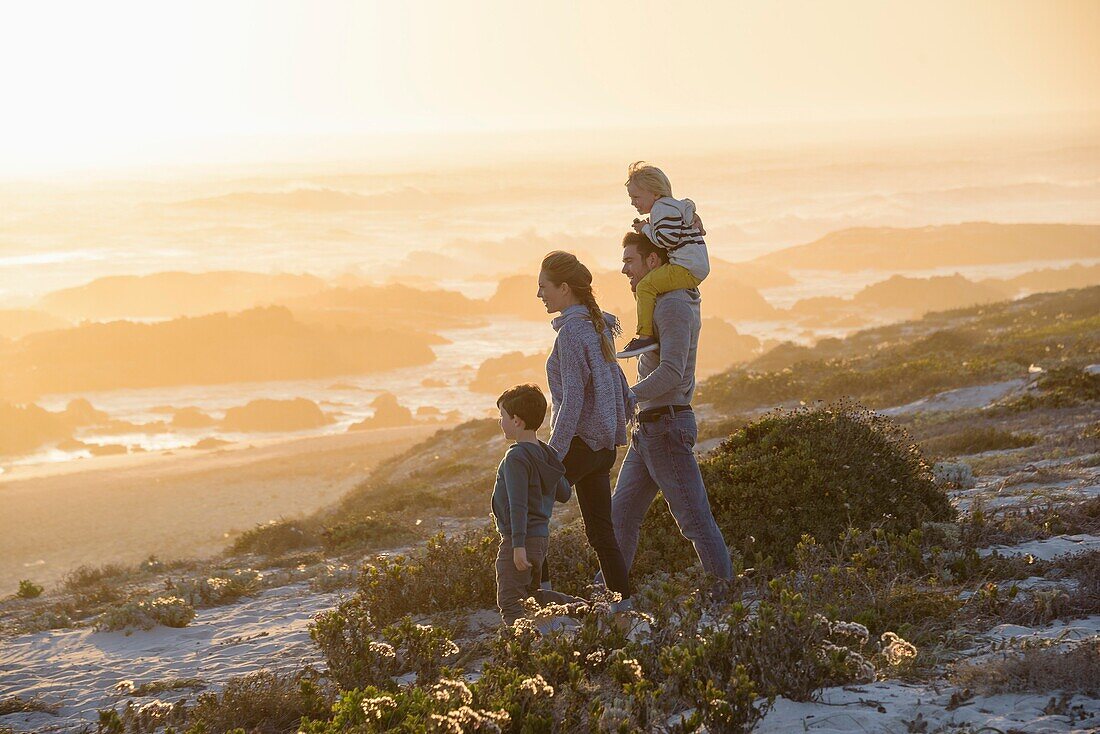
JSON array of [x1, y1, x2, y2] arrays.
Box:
[[541, 250, 617, 363]]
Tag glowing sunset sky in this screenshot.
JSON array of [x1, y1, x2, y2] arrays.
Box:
[[2, 0, 1098, 174]]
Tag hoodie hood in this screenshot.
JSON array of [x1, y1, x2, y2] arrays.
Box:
[[551, 304, 622, 338], [513, 440, 567, 490], [659, 195, 697, 223]]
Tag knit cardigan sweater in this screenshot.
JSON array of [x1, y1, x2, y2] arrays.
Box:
[[546, 305, 636, 459]]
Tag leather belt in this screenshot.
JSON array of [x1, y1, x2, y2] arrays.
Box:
[[637, 404, 692, 423]]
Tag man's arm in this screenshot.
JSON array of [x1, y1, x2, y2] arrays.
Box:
[[632, 298, 693, 401]]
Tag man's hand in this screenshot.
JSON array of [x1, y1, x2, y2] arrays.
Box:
[[513, 546, 531, 571], [692, 213, 706, 236], [631, 218, 646, 234]]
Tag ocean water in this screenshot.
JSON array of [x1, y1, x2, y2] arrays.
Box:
[[3, 135, 1098, 468], [18, 318, 556, 467]]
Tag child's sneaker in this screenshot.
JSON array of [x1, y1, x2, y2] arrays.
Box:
[[616, 336, 659, 359]]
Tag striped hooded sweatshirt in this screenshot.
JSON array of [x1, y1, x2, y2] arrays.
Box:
[[641, 196, 711, 282]]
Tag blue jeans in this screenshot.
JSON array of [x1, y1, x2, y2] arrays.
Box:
[[611, 409, 733, 579]]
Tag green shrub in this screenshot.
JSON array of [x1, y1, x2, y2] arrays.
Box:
[[170, 568, 264, 607], [229, 519, 320, 556], [19, 607, 74, 633], [953, 638, 1100, 694], [1000, 365, 1100, 412], [0, 695, 59, 715], [299, 683, 511, 734], [94, 596, 196, 632], [349, 528, 497, 626], [633, 402, 955, 575], [322, 515, 416, 553], [184, 668, 331, 733], [311, 608, 462, 691], [921, 427, 1038, 457], [16, 579, 43, 599], [97, 700, 185, 733], [784, 527, 964, 657], [63, 563, 127, 591]]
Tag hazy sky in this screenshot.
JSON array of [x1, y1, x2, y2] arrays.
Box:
[[3, 0, 1098, 174]]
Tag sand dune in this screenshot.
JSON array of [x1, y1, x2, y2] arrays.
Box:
[[0, 426, 436, 591]]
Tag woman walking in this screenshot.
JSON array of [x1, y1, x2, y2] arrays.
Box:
[[537, 250, 634, 606]]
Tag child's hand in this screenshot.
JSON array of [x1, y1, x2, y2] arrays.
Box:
[[631, 218, 646, 234], [513, 547, 531, 571], [692, 213, 706, 236]]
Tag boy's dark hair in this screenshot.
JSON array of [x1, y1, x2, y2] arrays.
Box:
[[497, 383, 548, 430], [622, 231, 669, 264]]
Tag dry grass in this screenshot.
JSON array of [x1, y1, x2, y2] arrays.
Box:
[[0, 694, 59, 715], [953, 638, 1100, 694], [130, 677, 206, 696]]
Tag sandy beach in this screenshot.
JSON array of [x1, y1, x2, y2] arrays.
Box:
[[0, 425, 439, 591]]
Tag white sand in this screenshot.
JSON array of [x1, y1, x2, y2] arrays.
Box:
[[881, 378, 1027, 416], [760, 682, 1100, 733], [978, 534, 1100, 561], [0, 581, 338, 732]]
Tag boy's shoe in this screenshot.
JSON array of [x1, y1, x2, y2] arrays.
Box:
[[616, 336, 659, 359]]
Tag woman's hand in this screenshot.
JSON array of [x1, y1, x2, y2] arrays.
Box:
[[513, 546, 531, 571]]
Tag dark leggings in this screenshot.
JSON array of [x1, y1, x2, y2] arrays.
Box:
[[541, 437, 632, 598]]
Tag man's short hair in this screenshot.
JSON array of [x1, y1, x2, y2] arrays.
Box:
[[622, 231, 669, 264], [497, 383, 548, 430]]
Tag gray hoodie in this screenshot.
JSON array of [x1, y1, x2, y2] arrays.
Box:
[[491, 440, 572, 547], [634, 289, 701, 410]]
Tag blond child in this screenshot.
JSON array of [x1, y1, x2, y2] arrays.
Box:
[[616, 161, 710, 358]]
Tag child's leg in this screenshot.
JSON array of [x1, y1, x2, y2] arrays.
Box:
[[526, 537, 586, 607], [496, 537, 533, 626], [634, 264, 704, 336]]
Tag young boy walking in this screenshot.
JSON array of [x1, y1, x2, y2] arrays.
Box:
[[492, 383, 573, 626]]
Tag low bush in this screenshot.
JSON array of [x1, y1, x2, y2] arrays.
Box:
[[127, 677, 206, 696], [633, 402, 955, 576], [931, 461, 976, 489], [169, 568, 264, 607], [953, 638, 1100, 694], [305, 573, 883, 733], [786, 529, 961, 654], [311, 611, 463, 691], [322, 515, 416, 553], [97, 700, 185, 733], [921, 427, 1038, 457], [229, 519, 321, 556], [63, 563, 128, 592], [183, 668, 331, 734], [999, 366, 1100, 412], [960, 496, 1100, 548], [347, 528, 496, 626], [299, 683, 512, 734], [18, 607, 74, 633], [16, 579, 43, 599], [0, 695, 59, 715], [94, 596, 196, 632]]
